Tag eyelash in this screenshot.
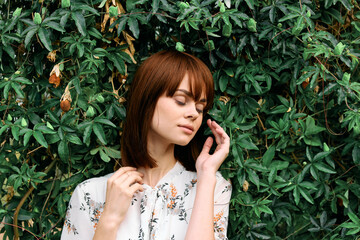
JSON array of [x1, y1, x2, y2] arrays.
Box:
[[175, 100, 204, 113]]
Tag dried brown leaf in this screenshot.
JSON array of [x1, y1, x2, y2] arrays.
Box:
[[50, 64, 61, 77], [47, 50, 57, 62], [49, 73, 61, 88]]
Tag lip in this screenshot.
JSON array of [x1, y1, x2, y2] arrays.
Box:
[[178, 124, 194, 134]]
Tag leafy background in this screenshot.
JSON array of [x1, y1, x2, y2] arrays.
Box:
[[1, 0, 360, 239]]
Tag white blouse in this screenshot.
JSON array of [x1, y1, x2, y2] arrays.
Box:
[[61, 161, 232, 240]]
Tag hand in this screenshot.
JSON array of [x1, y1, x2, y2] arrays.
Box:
[[101, 167, 144, 226], [196, 119, 230, 178]]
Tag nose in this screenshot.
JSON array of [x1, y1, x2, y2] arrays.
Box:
[[185, 103, 200, 120]]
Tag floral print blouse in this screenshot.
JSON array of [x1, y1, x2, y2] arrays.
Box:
[[61, 161, 232, 240]]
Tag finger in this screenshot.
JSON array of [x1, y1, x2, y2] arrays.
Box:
[[208, 120, 223, 145], [210, 123, 230, 155], [121, 174, 143, 188], [211, 121, 229, 143], [129, 182, 144, 194], [199, 137, 213, 156], [110, 166, 137, 180], [108, 170, 143, 189]]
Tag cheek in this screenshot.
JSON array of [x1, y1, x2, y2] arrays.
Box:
[[194, 117, 203, 131]]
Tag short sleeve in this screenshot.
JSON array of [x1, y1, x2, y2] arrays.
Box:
[[213, 172, 232, 240], [61, 184, 95, 240]]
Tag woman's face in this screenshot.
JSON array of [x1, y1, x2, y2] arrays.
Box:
[[148, 73, 207, 147]]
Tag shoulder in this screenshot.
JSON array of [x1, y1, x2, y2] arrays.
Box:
[[72, 173, 113, 200], [215, 171, 232, 196], [178, 169, 231, 191]]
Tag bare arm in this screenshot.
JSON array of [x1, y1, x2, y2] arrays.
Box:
[[185, 120, 230, 240]]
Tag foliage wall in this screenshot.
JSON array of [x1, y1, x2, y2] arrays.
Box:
[[1, 0, 360, 239]]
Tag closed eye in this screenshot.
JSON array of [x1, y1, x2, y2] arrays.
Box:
[[175, 100, 186, 106], [174, 95, 205, 113], [196, 104, 204, 113]]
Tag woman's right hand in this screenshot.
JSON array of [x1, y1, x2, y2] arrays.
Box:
[[97, 167, 144, 231]]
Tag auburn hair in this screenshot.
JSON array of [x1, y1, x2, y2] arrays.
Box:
[[121, 50, 214, 171]]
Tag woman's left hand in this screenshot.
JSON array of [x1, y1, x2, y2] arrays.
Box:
[[196, 119, 230, 177]]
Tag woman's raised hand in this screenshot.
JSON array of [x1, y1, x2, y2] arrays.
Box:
[[100, 167, 143, 227], [196, 119, 230, 178]]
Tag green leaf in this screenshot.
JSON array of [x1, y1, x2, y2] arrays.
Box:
[[94, 118, 117, 128], [11, 82, 24, 98], [348, 211, 360, 225], [13, 7, 22, 17], [38, 27, 53, 51], [293, 186, 300, 205], [100, 149, 111, 162], [104, 147, 121, 158], [93, 123, 107, 145], [262, 145, 275, 167], [33, 131, 48, 148], [244, 0, 255, 10], [58, 140, 69, 161], [339, 0, 352, 11], [67, 134, 82, 145], [341, 72, 350, 86], [90, 147, 100, 155], [219, 75, 228, 92], [0, 125, 9, 136], [304, 116, 326, 135], [176, 42, 185, 52], [83, 124, 93, 146], [314, 162, 336, 174], [247, 169, 259, 189], [247, 18, 257, 32], [299, 187, 314, 204], [110, 54, 126, 74], [3, 82, 11, 98], [238, 138, 258, 150], [205, 40, 215, 51], [13, 77, 32, 85], [72, 11, 87, 36], [258, 204, 273, 215], [334, 42, 345, 55], [45, 21, 66, 33], [313, 151, 331, 162], [279, 13, 299, 22], [128, 17, 139, 39], [270, 161, 289, 170], [23, 131, 33, 146], [109, 6, 118, 17], [33, 13, 42, 25], [60, 174, 84, 188], [222, 23, 232, 37], [37, 125, 56, 134], [4, 45, 16, 59], [61, 0, 71, 8], [11, 126, 20, 141], [353, 145, 360, 164], [24, 27, 39, 48], [310, 165, 320, 181], [346, 228, 360, 236]]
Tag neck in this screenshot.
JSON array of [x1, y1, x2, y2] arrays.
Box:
[[138, 143, 177, 188]]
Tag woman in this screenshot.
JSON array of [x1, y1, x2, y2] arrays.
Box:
[[61, 50, 232, 240]]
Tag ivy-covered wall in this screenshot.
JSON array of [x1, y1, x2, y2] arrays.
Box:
[[1, 0, 360, 239]]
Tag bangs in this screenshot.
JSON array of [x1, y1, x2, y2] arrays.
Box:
[[163, 51, 214, 111]]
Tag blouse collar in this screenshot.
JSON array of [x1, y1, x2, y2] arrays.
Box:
[[143, 161, 185, 190]]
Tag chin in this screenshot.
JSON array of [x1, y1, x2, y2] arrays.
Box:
[[175, 138, 193, 146]]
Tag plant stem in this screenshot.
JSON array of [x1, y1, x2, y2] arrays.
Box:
[[13, 158, 57, 240]]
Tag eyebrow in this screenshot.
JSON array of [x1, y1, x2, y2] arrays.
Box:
[[176, 89, 207, 102]]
